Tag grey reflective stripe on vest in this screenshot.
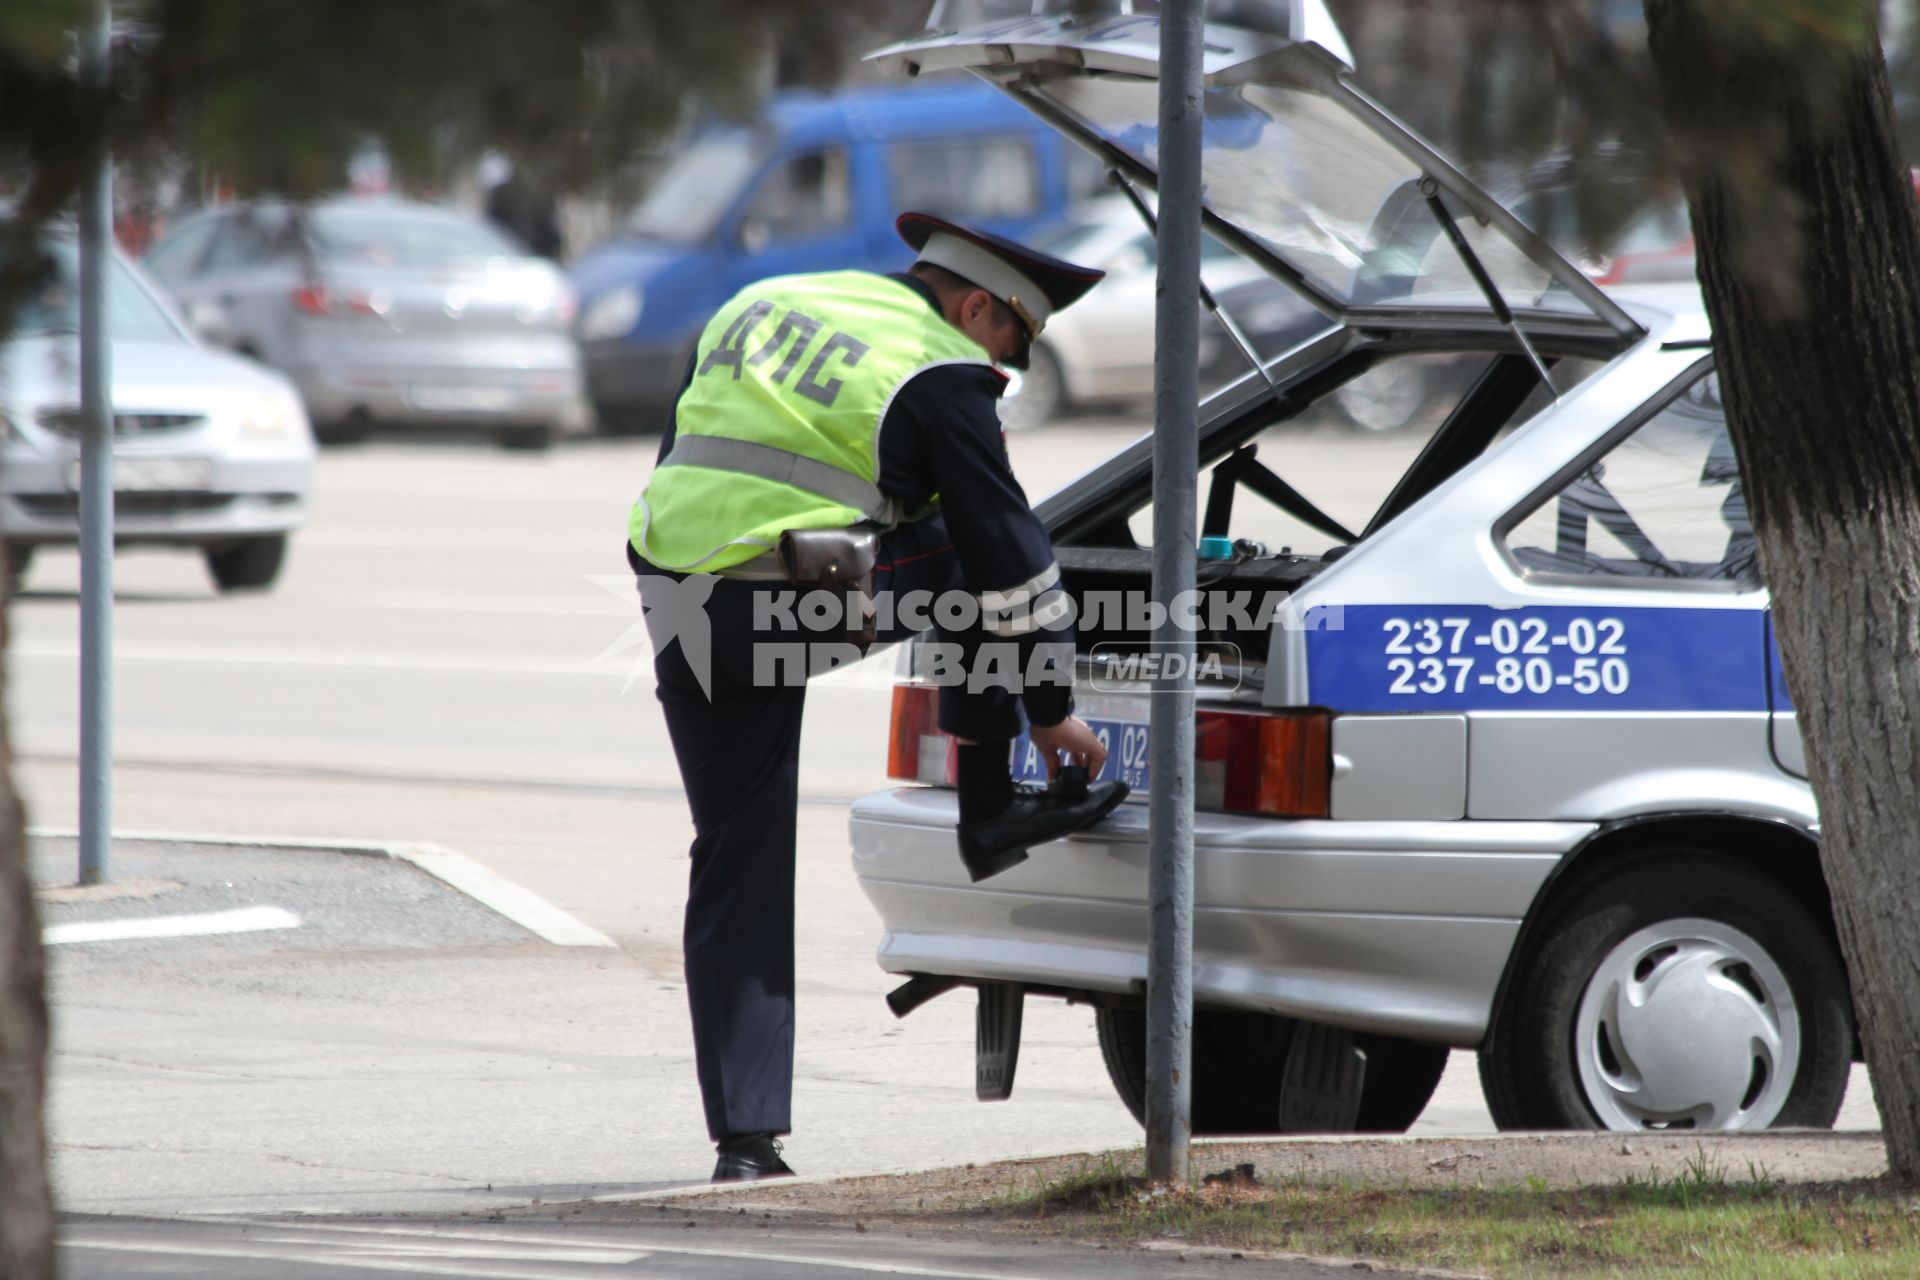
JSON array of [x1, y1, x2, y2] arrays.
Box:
[[661, 435, 889, 521]]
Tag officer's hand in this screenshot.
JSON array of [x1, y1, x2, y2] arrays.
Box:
[[1029, 715, 1108, 779]]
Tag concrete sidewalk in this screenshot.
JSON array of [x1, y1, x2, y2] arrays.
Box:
[[35, 832, 1145, 1217]]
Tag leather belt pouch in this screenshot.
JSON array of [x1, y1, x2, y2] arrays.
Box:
[[777, 526, 879, 648]]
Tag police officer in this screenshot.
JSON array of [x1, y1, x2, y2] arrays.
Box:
[[627, 213, 1128, 1181]]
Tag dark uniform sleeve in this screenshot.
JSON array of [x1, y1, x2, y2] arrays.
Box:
[[880, 363, 1076, 729]]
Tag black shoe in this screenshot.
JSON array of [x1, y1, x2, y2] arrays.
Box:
[[956, 766, 1130, 883], [712, 1133, 795, 1182]]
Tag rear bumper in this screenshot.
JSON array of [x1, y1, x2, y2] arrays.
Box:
[[850, 786, 1592, 1044], [288, 346, 588, 431]]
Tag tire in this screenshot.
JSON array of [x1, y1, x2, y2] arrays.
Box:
[[500, 424, 554, 452], [3, 542, 31, 595], [206, 536, 288, 592], [1097, 1007, 1293, 1134], [1095, 1008, 1449, 1135], [314, 417, 372, 446], [1479, 847, 1852, 1132], [592, 399, 649, 437], [997, 343, 1067, 432]]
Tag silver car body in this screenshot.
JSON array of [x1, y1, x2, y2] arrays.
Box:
[[848, 11, 1826, 1130], [143, 197, 586, 439], [857, 290, 1799, 1046], [1, 239, 313, 552]]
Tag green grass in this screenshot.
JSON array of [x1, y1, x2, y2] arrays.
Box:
[[988, 1148, 1920, 1278]]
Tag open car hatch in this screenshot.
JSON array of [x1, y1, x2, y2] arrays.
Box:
[[869, 10, 1645, 346]]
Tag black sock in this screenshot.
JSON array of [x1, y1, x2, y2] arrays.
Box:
[[957, 742, 1015, 824]]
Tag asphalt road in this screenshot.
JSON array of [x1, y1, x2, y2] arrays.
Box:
[[9, 418, 1880, 1225]]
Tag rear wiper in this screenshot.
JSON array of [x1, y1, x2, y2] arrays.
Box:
[[1108, 168, 1357, 546], [1419, 176, 1558, 400]]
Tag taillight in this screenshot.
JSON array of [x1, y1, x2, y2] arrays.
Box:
[[291, 285, 389, 317], [1194, 707, 1329, 818], [887, 684, 957, 785], [291, 285, 332, 315], [884, 683, 1331, 818]]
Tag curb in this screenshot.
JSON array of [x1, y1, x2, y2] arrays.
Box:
[[27, 828, 618, 948]]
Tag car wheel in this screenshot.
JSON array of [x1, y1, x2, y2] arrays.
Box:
[[592, 399, 648, 437], [1097, 1007, 1293, 1134], [500, 424, 554, 452], [206, 536, 288, 593], [1333, 362, 1429, 433], [997, 344, 1067, 432], [313, 417, 373, 447], [1096, 1007, 1447, 1134], [1478, 848, 1852, 1131], [3, 542, 30, 595]]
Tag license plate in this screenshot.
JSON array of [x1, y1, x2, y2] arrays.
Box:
[[409, 384, 514, 413], [66, 458, 212, 492], [1011, 715, 1151, 790]]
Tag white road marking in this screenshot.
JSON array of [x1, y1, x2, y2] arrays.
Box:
[[62, 1238, 629, 1280], [160, 1219, 1068, 1280], [45, 905, 300, 945], [28, 830, 617, 949]]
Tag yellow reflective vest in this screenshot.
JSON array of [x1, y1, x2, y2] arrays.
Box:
[[630, 270, 993, 573]]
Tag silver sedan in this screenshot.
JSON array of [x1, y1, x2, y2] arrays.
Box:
[[143, 197, 586, 450], [2, 235, 314, 593]]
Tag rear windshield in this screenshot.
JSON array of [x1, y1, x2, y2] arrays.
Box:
[[309, 208, 519, 268], [7, 238, 186, 344]]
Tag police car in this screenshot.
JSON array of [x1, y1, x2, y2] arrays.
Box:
[[852, 13, 1852, 1134]]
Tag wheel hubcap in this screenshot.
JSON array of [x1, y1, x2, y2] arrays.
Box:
[[1574, 918, 1798, 1130]]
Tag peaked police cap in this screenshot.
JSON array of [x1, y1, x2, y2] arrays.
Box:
[[897, 211, 1105, 344]]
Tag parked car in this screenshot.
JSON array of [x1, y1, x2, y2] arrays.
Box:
[[568, 79, 1105, 434], [996, 198, 1268, 429], [2, 231, 314, 592], [856, 12, 1852, 1136], [142, 196, 584, 450]]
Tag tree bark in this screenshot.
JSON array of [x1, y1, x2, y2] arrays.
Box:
[[1646, 0, 1920, 1183], [0, 568, 54, 1275]]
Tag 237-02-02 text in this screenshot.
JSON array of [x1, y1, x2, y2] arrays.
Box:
[[1381, 614, 1632, 697]]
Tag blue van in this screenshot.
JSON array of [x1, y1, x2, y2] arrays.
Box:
[[568, 79, 1100, 432]]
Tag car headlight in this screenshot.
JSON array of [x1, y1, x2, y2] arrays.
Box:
[[240, 392, 305, 440], [578, 284, 643, 342]]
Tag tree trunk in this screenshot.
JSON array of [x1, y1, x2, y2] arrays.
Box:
[[1646, 0, 1920, 1182], [0, 566, 53, 1276]]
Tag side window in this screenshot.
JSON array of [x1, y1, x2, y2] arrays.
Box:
[[143, 217, 220, 287], [888, 137, 1041, 221], [1503, 368, 1754, 585], [201, 218, 276, 273], [738, 148, 852, 249]]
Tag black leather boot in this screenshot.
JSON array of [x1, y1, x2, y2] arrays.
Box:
[[957, 765, 1129, 883], [712, 1132, 795, 1182]]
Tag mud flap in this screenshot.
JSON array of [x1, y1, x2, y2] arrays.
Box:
[[975, 982, 1025, 1101], [1277, 1021, 1366, 1132]]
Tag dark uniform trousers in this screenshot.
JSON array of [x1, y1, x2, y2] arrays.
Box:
[[647, 514, 1039, 1140]]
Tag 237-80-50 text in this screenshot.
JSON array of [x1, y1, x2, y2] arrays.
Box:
[[1381, 615, 1631, 697]]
